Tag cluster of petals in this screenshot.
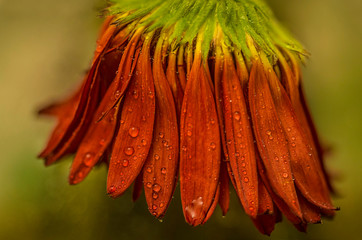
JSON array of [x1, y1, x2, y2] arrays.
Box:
[[39, 15, 336, 235]]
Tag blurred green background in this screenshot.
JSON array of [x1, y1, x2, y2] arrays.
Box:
[[0, 0, 361, 239]]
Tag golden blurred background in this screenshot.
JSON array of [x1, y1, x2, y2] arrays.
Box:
[[0, 0, 361, 239]]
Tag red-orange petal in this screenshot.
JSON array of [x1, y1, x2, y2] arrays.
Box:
[[142, 38, 179, 218], [166, 47, 184, 116], [249, 60, 302, 218], [107, 34, 156, 198], [266, 69, 334, 211], [180, 58, 221, 226], [132, 173, 144, 202], [218, 161, 230, 216], [221, 50, 258, 218]]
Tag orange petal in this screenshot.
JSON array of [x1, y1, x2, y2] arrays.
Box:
[[166, 46, 184, 116], [142, 38, 179, 218], [202, 184, 221, 224], [132, 173, 144, 202], [249, 60, 302, 217], [298, 192, 322, 224], [257, 157, 303, 226], [40, 56, 102, 164], [97, 27, 145, 120], [176, 45, 187, 91], [180, 57, 221, 226], [266, 69, 334, 211], [221, 50, 258, 218], [107, 34, 156, 198], [218, 161, 230, 216], [68, 81, 121, 184], [252, 214, 277, 236], [257, 177, 274, 215]]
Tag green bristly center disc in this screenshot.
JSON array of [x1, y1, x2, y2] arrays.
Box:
[[109, 0, 307, 61]]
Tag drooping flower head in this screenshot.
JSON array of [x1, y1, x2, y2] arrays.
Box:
[[39, 0, 337, 235]]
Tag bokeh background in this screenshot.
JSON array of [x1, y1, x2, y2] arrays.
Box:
[[1, 0, 361, 239]]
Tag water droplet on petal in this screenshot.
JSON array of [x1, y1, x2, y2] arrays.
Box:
[[187, 130, 192, 137], [141, 139, 147, 146], [243, 177, 249, 183], [266, 130, 272, 136], [210, 142, 216, 150], [124, 147, 134, 156], [291, 142, 296, 148], [154, 154, 160, 160], [128, 127, 140, 138], [153, 184, 161, 192], [234, 111, 241, 121], [146, 167, 152, 173], [122, 159, 129, 167], [99, 139, 106, 146], [114, 90, 121, 99], [146, 182, 152, 188], [83, 152, 94, 167], [159, 132, 164, 138], [152, 192, 159, 199], [108, 185, 116, 194], [283, 173, 289, 178], [161, 168, 167, 174]]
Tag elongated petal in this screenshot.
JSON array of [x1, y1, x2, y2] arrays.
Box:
[[107, 34, 156, 198], [266, 69, 334, 211], [257, 157, 303, 227], [133, 173, 144, 202], [142, 37, 179, 218], [252, 214, 277, 236], [68, 82, 121, 184], [218, 161, 230, 216], [202, 185, 220, 224], [97, 27, 145, 120], [41, 56, 102, 165], [249, 61, 302, 217], [180, 57, 221, 226], [166, 47, 184, 116], [221, 50, 258, 217]]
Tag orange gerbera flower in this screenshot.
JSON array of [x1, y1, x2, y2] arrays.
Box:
[[39, 0, 337, 235]]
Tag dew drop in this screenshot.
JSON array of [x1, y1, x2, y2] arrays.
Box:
[[146, 182, 152, 188], [283, 173, 289, 178], [154, 154, 160, 160], [108, 185, 116, 194], [132, 90, 139, 99], [210, 142, 216, 150], [241, 162, 246, 168], [124, 147, 135, 156], [161, 168, 167, 174], [234, 111, 241, 121], [152, 192, 159, 199], [187, 130, 192, 137], [266, 130, 272, 136], [122, 159, 129, 167], [159, 132, 164, 138], [243, 177, 249, 183], [128, 127, 140, 138], [114, 90, 121, 99], [291, 142, 296, 148], [146, 167, 152, 173], [152, 204, 158, 210], [141, 139, 147, 146], [83, 152, 94, 167], [160, 202, 165, 208], [99, 139, 106, 146], [153, 184, 161, 192]]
